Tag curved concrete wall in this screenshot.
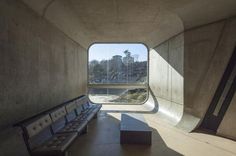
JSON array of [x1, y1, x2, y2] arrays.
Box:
[[179, 17, 236, 132], [150, 17, 236, 136], [0, 1, 235, 156], [0, 1, 87, 155], [21, 0, 185, 48], [20, 1, 236, 133], [21, 0, 236, 48]]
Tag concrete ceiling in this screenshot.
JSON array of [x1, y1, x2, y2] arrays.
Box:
[[22, 0, 236, 48]]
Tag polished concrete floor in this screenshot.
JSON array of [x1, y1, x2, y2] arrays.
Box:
[[68, 107, 236, 156]]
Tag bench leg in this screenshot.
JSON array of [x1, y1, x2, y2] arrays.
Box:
[[80, 125, 88, 135], [64, 151, 68, 156], [93, 113, 98, 119]]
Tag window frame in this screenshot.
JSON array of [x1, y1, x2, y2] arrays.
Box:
[[87, 42, 149, 105]]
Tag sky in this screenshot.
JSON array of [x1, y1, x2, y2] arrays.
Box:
[[89, 43, 148, 62]]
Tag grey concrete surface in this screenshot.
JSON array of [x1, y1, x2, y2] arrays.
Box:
[[182, 18, 236, 132], [18, 0, 236, 140], [217, 93, 236, 140], [67, 111, 236, 156], [21, 0, 184, 48], [21, 0, 236, 48], [184, 20, 225, 118], [0, 0, 236, 155], [149, 17, 236, 137], [18, 0, 236, 141], [149, 33, 184, 124], [0, 0, 87, 155]]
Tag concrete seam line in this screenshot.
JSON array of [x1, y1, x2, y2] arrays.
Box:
[[42, 0, 56, 18]]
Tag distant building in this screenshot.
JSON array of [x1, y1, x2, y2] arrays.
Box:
[[123, 50, 134, 65], [109, 55, 123, 81], [111, 55, 123, 69], [112, 55, 122, 64]]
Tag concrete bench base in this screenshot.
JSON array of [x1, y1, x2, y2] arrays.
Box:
[[120, 113, 152, 145]]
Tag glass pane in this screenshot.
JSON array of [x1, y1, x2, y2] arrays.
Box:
[[88, 43, 148, 104], [89, 43, 148, 84], [89, 88, 148, 104]]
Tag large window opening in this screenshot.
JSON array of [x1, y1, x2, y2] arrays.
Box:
[[88, 43, 148, 104]]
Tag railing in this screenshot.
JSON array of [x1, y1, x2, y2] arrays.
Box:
[[88, 83, 148, 89], [88, 83, 149, 105]]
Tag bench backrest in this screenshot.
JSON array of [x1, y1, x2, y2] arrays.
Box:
[[24, 114, 53, 149], [75, 97, 86, 115], [14, 95, 91, 152], [50, 107, 67, 133], [78, 96, 90, 110], [65, 101, 77, 122]]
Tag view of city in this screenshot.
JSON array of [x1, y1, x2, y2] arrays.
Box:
[[88, 44, 148, 104]]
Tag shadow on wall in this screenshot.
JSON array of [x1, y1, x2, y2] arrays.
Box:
[[68, 112, 183, 156]]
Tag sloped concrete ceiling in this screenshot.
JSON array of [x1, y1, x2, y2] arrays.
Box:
[[22, 0, 236, 48]]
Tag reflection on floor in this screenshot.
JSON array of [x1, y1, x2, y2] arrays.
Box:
[[68, 110, 236, 156]]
